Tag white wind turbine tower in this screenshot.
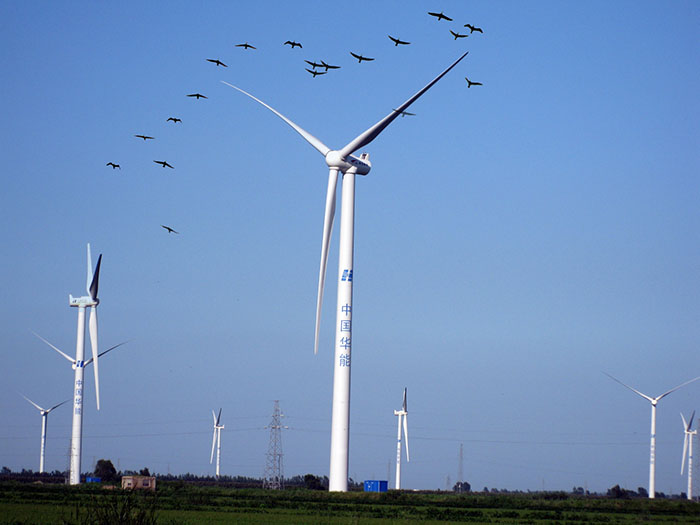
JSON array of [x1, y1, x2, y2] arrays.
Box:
[[210, 408, 224, 478], [223, 51, 469, 491], [605, 372, 700, 498], [394, 388, 409, 490], [34, 244, 124, 485], [681, 410, 696, 500], [21, 395, 69, 473]]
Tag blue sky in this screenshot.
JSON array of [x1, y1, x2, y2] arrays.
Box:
[[1, 0, 699, 493]]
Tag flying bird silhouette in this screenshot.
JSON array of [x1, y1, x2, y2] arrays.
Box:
[[321, 60, 340, 70], [284, 40, 302, 48], [428, 11, 452, 21], [465, 77, 483, 88], [167, 117, 182, 123], [350, 52, 374, 63], [134, 134, 154, 140], [388, 35, 411, 46], [206, 58, 227, 67], [392, 109, 416, 117], [153, 160, 174, 168], [304, 59, 323, 69], [106, 162, 120, 169], [305, 68, 327, 77], [450, 30, 469, 40], [236, 42, 256, 50], [464, 24, 483, 34], [187, 93, 207, 99], [161, 225, 179, 234]]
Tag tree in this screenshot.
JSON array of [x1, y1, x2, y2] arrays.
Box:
[[303, 474, 323, 490], [94, 459, 117, 481], [139, 467, 151, 476]]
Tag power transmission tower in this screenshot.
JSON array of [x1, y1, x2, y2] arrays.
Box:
[[263, 400, 287, 489], [455, 443, 466, 493]]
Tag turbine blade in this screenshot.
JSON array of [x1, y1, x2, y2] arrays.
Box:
[[314, 168, 339, 354], [682, 433, 689, 474], [337, 52, 469, 159], [89, 254, 102, 301], [656, 376, 700, 402], [33, 332, 74, 364], [682, 412, 689, 430], [403, 387, 407, 412], [89, 306, 100, 410], [21, 394, 45, 412], [603, 372, 654, 403], [217, 408, 222, 426], [86, 244, 93, 296], [689, 410, 696, 430], [85, 341, 128, 365], [221, 81, 331, 157], [210, 428, 216, 463], [403, 414, 410, 462], [47, 399, 70, 413]]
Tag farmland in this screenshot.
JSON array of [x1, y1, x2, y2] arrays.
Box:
[[2, 482, 700, 524]]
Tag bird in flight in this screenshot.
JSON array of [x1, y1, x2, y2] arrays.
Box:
[[106, 162, 121, 169], [388, 35, 411, 46], [428, 11, 452, 21], [321, 60, 340, 71], [450, 30, 469, 40], [305, 59, 323, 69], [206, 58, 227, 67], [134, 134, 154, 140], [154, 160, 174, 168], [392, 109, 416, 117], [464, 24, 483, 34], [236, 42, 256, 50], [350, 52, 374, 63], [187, 93, 207, 99], [161, 225, 179, 234], [284, 40, 302, 48], [167, 117, 182, 123], [305, 68, 327, 78], [465, 77, 483, 88]]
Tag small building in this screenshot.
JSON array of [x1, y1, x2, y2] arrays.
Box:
[[121, 475, 156, 491], [364, 480, 388, 493]]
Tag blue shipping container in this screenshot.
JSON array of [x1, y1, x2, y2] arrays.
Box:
[[363, 480, 388, 492]]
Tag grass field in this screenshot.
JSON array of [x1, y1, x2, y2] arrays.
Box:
[[2, 481, 700, 524]]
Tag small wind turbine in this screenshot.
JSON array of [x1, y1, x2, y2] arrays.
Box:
[[681, 410, 696, 500], [393, 388, 409, 489], [21, 395, 69, 473], [605, 372, 700, 498], [223, 51, 468, 491], [210, 408, 224, 478]]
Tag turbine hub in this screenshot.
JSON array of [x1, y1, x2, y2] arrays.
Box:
[[325, 150, 371, 175]]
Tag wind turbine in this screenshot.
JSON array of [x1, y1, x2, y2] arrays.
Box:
[[35, 244, 122, 485], [394, 388, 409, 490], [605, 372, 700, 498], [210, 408, 224, 478], [223, 51, 469, 491], [681, 410, 696, 500], [21, 395, 69, 473]]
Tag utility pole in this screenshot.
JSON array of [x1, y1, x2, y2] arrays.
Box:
[[263, 400, 287, 489]]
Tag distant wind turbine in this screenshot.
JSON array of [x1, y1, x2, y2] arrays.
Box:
[[210, 408, 224, 478], [223, 51, 468, 491], [394, 388, 409, 489], [21, 395, 69, 473], [605, 372, 700, 498], [681, 411, 696, 500]]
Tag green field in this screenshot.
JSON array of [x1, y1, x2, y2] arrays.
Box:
[[2, 482, 700, 524]]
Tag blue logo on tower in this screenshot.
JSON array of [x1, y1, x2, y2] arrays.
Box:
[[341, 269, 353, 282]]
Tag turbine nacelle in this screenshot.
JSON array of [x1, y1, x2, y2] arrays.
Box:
[[325, 150, 371, 175], [69, 295, 98, 307]]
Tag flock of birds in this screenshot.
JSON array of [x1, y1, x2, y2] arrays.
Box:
[[104, 10, 483, 236]]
